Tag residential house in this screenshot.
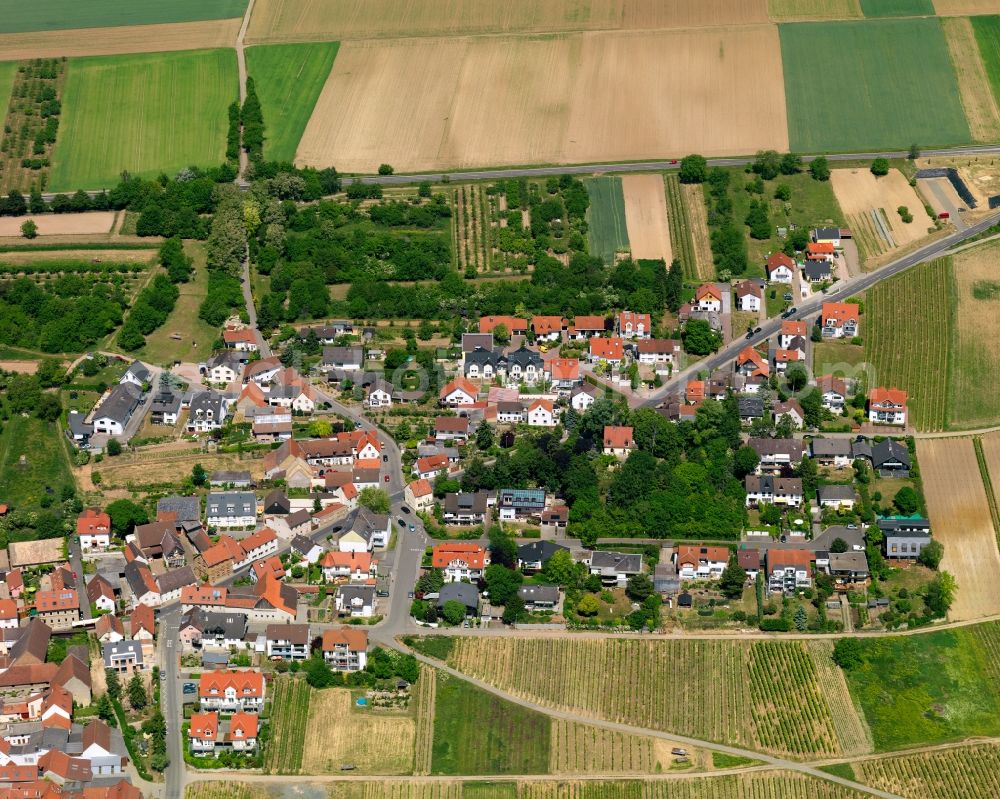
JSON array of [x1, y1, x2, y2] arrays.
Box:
[[870, 439, 911, 477], [518, 584, 560, 611], [807, 242, 836, 262], [188, 711, 220, 755], [464, 347, 502, 381], [132, 520, 185, 566], [95, 614, 125, 644], [692, 284, 722, 313], [737, 548, 761, 581], [432, 542, 489, 582], [66, 411, 94, 448], [496, 401, 524, 424], [130, 602, 155, 641], [496, 488, 546, 520], [103, 640, 144, 674], [86, 575, 117, 614], [435, 582, 479, 616], [589, 337, 625, 365], [222, 328, 258, 352], [734, 279, 763, 312], [91, 384, 142, 437], [505, 346, 544, 385], [414, 454, 449, 481], [405, 479, 434, 512], [616, 310, 651, 339], [820, 302, 859, 338], [739, 396, 766, 424], [124, 561, 160, 607], [299, 321, 353, 343], [541, 505, 568, 535], [54, 652, 92, 707], [336, 584, 376, 618], [748, 438, 806, 470], [868, 387, 907, 426], [532, 315, 565, 341], [321, 628, 368, 671], [817, 484, 857, 510], [735, 347, 769, 387], [603, 425, 634, 458], [778, 320, 807, 349], [462, 333, 494, 354], [250, 555, 286, 584], [570, 382, 600, 411], [245, 356, 282, 387], [443, 492, 491, 525], [149, 389, 181, 425], [828, 551, 869, 587], [803, 260, 833, 282], [744, 475, 804, 508], [157, 495, 201, 528], [517, 540, 569, 572], [210, 471, 252, 488], [76, 509, 111, 551], [156, 566, 198, 604], [675, 545, 730, 581], [120, 360, 151, 388], [321, 550, 373, 582], [816, 375, 849, 411], [526, 399, 556, 427], [338, 508, 390, 552], [203, 351, 246, 385], [765, 252, 795, 283], [587, 551, 643, 586], [773, 399, 805, 429], [878, 517, 931, 560], [199, 670, 265, 713], [186, 391, 230, 434], [205, 492, 257, 529], [252, 413, 292, 443], [766, 549, 813, 594], [290, 535, 322, 566], [813, 227, 842, 247], [479, 315, 527, 336], [264, 624, 311, 661], [772, 346, 803, 374], [636, 339, 681, 371], [366, 379, 394, 409], [434, 416, 470, 442], [321, 347, 364, 372], [0, 599, 17, 630], [545, 357, 581, 391], [810, 438, 853, 467], [33, 590, 79, 631], [439, 377, 478, 406]]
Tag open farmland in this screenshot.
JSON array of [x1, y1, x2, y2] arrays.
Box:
[[0, 20, 243, 61], [972, 15, 1000, 109], [185, 785, 270, 799], [295, 26, 789, 173], [50, 49, 236, 191], [768, 0, 861, 19], [680, 182, 714, 280], [263, 677, 310, 774], [860, 0, 935, 15], [662, 174, 699, 279], [842, 624, 1000, 750], [935, 0, 1000, 14], [0, 212, 115, 238], [950, 240, 1000, 426], [548, 720, 695, 774], [432, 672, 550, 775], [518, 774, 873, 799], [942, 17, 1000, 142], [446, 637, 860, 758], [0, 0, 246, 33], [979, 433, 1000, 538], [247, 0, 770, 43], [327, 785, 463, 799], [301, 688, 415, 774], [830, 168, 935, 261], [585, 177, 629, 265], [781, 19, 971, 152], [621, 174, 671, 264], [856, 742, 1000, 799], [864, 258, 951, 430], [918, 438, 1000, 620], [245, 43, 339, 163], [806, 641, 874, 756]]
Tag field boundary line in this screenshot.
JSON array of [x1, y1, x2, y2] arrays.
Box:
[[973, 437, 1000, 550]]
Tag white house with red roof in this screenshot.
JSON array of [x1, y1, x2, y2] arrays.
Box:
[[432, 543, 490, 582], [199, 669, 265, 713], [531, 315, 565, 341], [734, 280, 763, 312], [693, 284, 722, 313], [735, 347, 769, 387], [589, 337, 625, 364], [76, 508, 111, 552], [868, 387, 907, 426], [405, 479, 434, 512], [526, 399, 556, 427], [778, 320, 807, 349], [479, 315, 528, 335], [223, 328, 259, 352], [321, 550, 374, 582], [821, 302, 860, 338], [545, 358, 581, 390], [765, 252, 796, 283], [439, 378, 478, 406], [603, 426, 635, 458], [615, 311, 651, 339]]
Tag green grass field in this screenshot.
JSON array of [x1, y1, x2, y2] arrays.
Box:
[[780, 19, 972, 152], [0, 415, 74, 510], [0, 0, 247, 34], [431, 672, 550, 775], [585, 177, 629, 265], [0, 61, 15, 115], [50, 50, 237, 191], [864, 257, 952, 431], [245, 43, 339, 163], [843, 624, 1000, 750], [860, 0, 934, 16], [972, 16, 1000, 109]]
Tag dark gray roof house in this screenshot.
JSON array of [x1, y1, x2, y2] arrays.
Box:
[[157, 495, 201, 525], [811, 438, 853, 460], [188, 390, 228, 422], [878, 516, 931, 559], [852, 439, 873, 461], [871, 439, 911, 475], [263, 490, 290, 515], [156, 566, 197, 596], [462, 333, 494, 353], [210, 470, 253, 487], [803, 261, 832, 282], [517, 540, 569, 570], [517, 584, 560, 608], [588, 551, 643, 578], [93, 383, 142, 428], [322, 346, 364, 369], [436, 582, 479, 614], [66, 411, 93, 444], [817, 484, 857, 503], [463, 346, 501, 376], [205, 491, 256, 521], [505, 346, 543, 371], [737, 396, 765, 421], [122, 360, 151, 385]]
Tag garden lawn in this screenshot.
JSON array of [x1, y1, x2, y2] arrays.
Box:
[[0, 415, 74, 510], [0, 0, 247, 34], [245, 43, 339, 163], [50, 49, 237, 191], [431, 672, 550, 775], [585, 176, 629, 265], [780, 19, 972, 152], [860, 0, 934, 15], [972, 16, 1000, 109], [844, 626, 1000, 750]]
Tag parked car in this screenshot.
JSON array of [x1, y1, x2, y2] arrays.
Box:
[[397, 518, 406, 527], [183, 683, 196, 694], [409, 524, 416, 531], [401, 506, 410, 514]]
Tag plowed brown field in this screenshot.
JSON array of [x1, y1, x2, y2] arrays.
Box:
[[622, 174, 672, 263], [933, 0, 1000, 15], [0, 19, 241, 60], [296, 27, 789, 173], [0, 212, 115, 237], [918, 437, 1000, 621], [247, 0, 770, 43]]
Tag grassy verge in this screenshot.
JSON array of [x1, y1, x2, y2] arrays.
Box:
[[403, 636, 455, 662], [974, 437, 1000, 550]]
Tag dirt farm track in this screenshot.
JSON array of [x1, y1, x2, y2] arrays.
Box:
[[295, 27, 789, 173]]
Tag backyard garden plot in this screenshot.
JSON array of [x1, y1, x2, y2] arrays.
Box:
[[0, 212, 115, 237], [247, 0, 770, 43], [412, 664, 436, 776], [585, 177, 629, 265], [296, 26, 789, 173], [918, 438, 1000, 620], [662, 174, 700, 279], [301, 687, 415, 774], [621, 174, 671, 264], [453, 184, 493, 274], [95, 450, 264, 490], [857, 743, 1000, 799], [805, 641, 874, 756], [517, 774, 873, 799], [830, 169, 935, 260], [245, 43, 339, 163], [0, 0, 247, 34], [680, 182, 715, 280], [950, 240, 1000, 427], [0, 20, 243, 61], [431, 672, 550, 775], [0, 58, 64, 193], [262, 677, 310, 774], [446, 637, 853, 757], [780, 19, 972, 152], [942, 17, 1000, 142], [0, 416, 74, 510], [50, 49, 236, 191], [768, 0, 861, 19]]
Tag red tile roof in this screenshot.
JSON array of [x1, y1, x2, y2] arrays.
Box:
[[189, 711, 218, 742], [432, 543, 488, 569], [76, 508, 110, 537], [439, 377, 478, 401], [408, 479, 433, 498], [590, 337, 624, 360], [321, 550, 372, 572], [198, 669, 264, 699], [479, 315, 527, 334], [528, 399, 553, 412], [321, 627, 368, 652], [781, 320, 807, 338], [868, 387, 907, 407], [695, 283, 722, 301], [130, 602, 155, 637], [686, 380, 705, 403], [35, 589, 78, 613], [531, 316, 564, 335], [546, 358, 579, 380], [603, 425, 634, 450], [228, 711, 258, 741], [822, 302, 859, 326], [766, 252, 795, 273], [571, 315, 606, 332], [416, 454, 449, 474], [677, 545, 731, 566]]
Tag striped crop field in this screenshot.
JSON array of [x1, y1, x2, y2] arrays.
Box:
[[585, 176, 629, 265], [50, 49, 236, 190], [0, 0, 247, 34], [864, 257, 953, 431], [857, 743, 1000, 798], [262, 677, 310, 773]]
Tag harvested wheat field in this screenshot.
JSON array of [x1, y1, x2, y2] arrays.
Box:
[[942, 17, 1000, 142], [621, 174, 672, 263], [0, 19, 241, 60], [933, 0, 1000, 14], [682, 182, 715, 279], [247, 0, 769, 43], [0, 249, 153, 265], [301, 689, 415, 774], [918, 438, 1000, 621], [297, 27, 788, 173], [0, 212, 115, 237], [0, 361, 39, 374], [768, 0, 861, 19]]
